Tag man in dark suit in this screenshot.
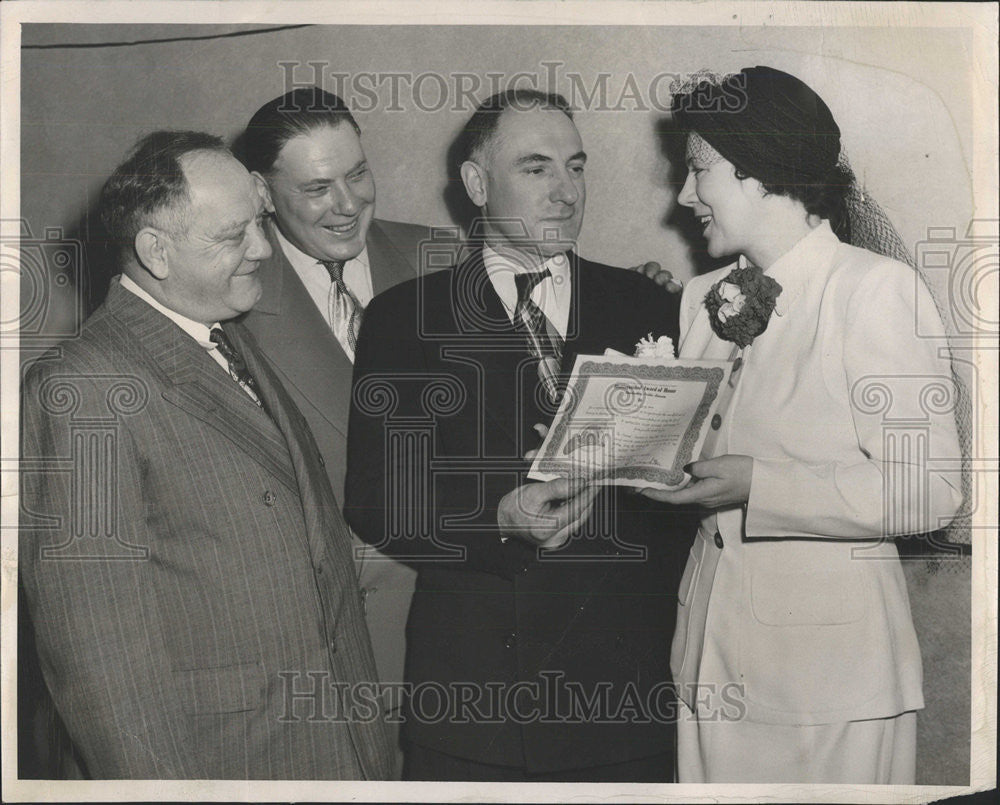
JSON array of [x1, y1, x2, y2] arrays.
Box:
[[19, 131, 392, 779], [346, 89, 696, 781]]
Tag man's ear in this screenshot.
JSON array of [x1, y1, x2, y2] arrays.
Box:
[[134, 227, 170, 280], [460, 160, 488, 208], [251, 171, 275, 213]]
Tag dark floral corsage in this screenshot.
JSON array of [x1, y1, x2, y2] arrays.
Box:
[[704, 266, 782, 348]]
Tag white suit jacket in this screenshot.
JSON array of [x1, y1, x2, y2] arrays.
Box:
[[670, 221, 963, 725]]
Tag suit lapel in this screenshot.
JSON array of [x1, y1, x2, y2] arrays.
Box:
[[681, 304, 736, 361], [226, 321, 348, 553], [245, 222, 355, 440], [559, 255, 623, 368], [446, 248, 535, 449], [367, 219, 419, 296], [106, 282, 299, 494]]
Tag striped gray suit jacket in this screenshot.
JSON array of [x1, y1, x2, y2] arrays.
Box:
[[19, 279, 393, 779]]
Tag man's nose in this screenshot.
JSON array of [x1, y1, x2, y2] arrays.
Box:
[[677, 172, 697, 207], [330, 181, 360, 216], [550, 170, 581, 206]]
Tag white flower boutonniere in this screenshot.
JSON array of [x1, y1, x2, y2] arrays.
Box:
[[633, 333, 677, 360]]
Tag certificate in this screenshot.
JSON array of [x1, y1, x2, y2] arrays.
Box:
[[527, 354, 734, 489]]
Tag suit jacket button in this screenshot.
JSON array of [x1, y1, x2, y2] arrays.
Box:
[[504, 632, 517, 649], [714, 531, 724, 549], [711, 414, 722, 430], [262, 490, 276, 506], [317, 455, 325, 467], [329, 636, 337, 654]]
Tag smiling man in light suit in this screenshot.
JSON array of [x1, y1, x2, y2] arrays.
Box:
[[19, 131, 392, 778], [234, 88, 440, 774]]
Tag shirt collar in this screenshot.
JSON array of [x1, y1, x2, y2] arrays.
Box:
[[118, 273, 218, 348], [272, 221, 369, 276], [482, 244, 570, 314]]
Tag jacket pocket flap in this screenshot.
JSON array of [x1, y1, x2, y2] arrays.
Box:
[[174, 661, 265, 715]]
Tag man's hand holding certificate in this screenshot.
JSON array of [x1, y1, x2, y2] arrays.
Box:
[[528, 336, 734, 490]]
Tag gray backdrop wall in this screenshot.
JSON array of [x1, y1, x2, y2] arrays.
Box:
[[18, 22, 976, 785], [21, 23, 973, 333]]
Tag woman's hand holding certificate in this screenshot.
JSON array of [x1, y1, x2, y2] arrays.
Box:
[[638, 454, 753, 507]]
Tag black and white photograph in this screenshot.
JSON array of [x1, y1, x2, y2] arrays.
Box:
[[1, 1, 996, 802]]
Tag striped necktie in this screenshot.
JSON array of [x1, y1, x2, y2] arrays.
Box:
[[514, 268, 564, 403]]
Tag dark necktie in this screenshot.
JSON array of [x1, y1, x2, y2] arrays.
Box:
[[322, 260, 362, 361], [210, 327, 263, 407], [514, 268, 564, 403]]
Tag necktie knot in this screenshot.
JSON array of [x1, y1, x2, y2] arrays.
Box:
[[514, 268, 551, 305], [209, 326, 239, 364], [322, 260, 346, 286]]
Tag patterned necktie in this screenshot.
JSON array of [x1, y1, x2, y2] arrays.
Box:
[[514, 268, 564, 403], [209, 327, 263, 407], [322, 260, 362, 362]]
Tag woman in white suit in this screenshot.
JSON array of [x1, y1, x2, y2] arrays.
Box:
[[644, 66, 963, 783]]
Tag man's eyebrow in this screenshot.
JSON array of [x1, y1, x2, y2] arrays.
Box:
[[211, 216, 252, 239], [512, 151, 587, 167], [299, 160, 368, 186], [513, 153, 553, 167]]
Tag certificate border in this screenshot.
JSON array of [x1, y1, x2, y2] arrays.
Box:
[[538, 360, 726, 486]]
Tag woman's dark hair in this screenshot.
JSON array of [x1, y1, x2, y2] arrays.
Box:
[[233, 87, 360, 175], [735, 163, 854, 241], [672, 66, 852, 237]]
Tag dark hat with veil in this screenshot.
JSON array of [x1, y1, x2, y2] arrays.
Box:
[[671, 65, 914, 268], [671, 65, 842, 196]]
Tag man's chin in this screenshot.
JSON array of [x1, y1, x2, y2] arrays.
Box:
[[316, 233, 367, 264], [534, 223, 580, 255], [229, 280, 264, 313]]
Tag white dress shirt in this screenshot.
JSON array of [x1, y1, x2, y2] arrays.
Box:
[[482, 245, 571, 338]]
